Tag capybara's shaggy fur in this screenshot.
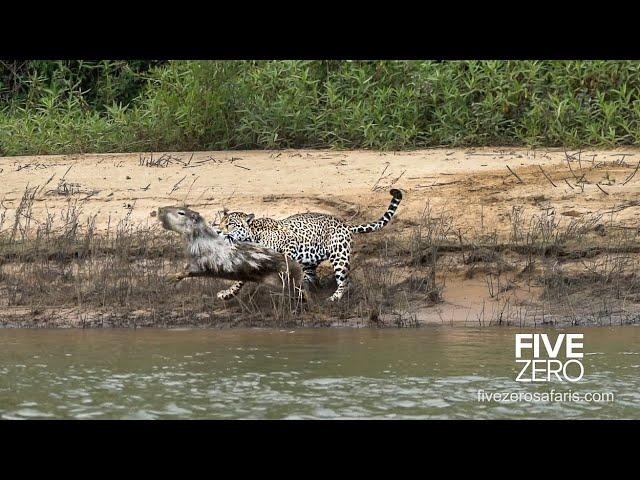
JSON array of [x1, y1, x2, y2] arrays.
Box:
[[155, 206, 304, 300]]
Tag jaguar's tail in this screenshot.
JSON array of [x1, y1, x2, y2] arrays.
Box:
[[350, 189, 403, 234]]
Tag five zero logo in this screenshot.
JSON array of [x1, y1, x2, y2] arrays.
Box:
[[515, 334, 584, 383]]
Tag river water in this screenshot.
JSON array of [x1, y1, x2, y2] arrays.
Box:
[[1, 327, 639, 419]]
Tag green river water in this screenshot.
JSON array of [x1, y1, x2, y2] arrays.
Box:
[[1, 326, 639, 419]]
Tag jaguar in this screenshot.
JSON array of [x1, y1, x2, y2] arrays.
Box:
[[215, 189, 403, 301]]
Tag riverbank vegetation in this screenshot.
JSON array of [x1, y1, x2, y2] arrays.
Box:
[[3, 60, 640, 155]]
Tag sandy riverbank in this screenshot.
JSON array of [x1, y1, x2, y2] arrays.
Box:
[[1, 148, 639, 327]]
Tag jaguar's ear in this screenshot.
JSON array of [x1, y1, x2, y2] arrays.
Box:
[[246, 213, 255, 224]]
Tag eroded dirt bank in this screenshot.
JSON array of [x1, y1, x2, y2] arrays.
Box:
[[1, 148, 639, 327]]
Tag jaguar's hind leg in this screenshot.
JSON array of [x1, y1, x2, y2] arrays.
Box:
[[217, 281, 245, 300], [328, 252, 351, 302]]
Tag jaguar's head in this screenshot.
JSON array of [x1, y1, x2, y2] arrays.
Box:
[[217, 211, 256, 243]]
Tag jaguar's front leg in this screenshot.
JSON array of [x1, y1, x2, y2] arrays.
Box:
[[216, 281, 245, 300]]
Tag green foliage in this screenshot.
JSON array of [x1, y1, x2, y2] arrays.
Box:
[[0, 60, 163, 109], [2, 60, 640, 155]]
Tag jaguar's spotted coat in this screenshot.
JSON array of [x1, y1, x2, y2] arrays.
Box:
[[216, 189, 403, 301]]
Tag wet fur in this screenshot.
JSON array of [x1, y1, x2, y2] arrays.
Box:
[[157, 206, 303, 295]]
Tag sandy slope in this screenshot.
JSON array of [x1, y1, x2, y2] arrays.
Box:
[[2, 147, 639, 236]]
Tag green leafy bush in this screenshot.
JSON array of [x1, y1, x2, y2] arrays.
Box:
[[2, 60, 640, 155]]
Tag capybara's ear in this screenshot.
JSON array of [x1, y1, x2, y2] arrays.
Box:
[[246, 213, 255, 224]]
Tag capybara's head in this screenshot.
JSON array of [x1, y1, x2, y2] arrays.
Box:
[[156, 206, 205, 235]]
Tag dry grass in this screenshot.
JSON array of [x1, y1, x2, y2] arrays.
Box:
[[0, 186, 442, 328], [2, 182, 640, 328]]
